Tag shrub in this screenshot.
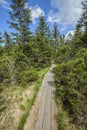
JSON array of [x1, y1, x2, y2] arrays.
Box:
[[16, 67, 38, 85], [23, 67, 38, 82], [55, 45, 72, 64], [54, 58, 87, 129], [0, 56, 11, 85]]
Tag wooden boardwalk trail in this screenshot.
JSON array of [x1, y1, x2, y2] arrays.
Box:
[[24, 65, 57, 130]]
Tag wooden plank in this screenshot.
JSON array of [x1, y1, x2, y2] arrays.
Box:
[[36, 74, 49, 130], [36, 65, 57, 130], [42, 76, 52, 130]]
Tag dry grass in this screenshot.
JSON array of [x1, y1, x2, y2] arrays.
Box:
[[0, 84, 34, 130]]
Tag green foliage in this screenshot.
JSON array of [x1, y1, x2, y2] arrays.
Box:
[[55, 45, 72, 63], [0, 32, 4, 44], [14, 48, 28, 70], [8, 0, 32, 46], [0, 55, 11, 85], [56, 100, 73, 130], [0, 96, 7, 113], [22, 67, 38, 82], [76, 48, 87, 58], [54, 3, 87, 128], [52, 22, 60, 51], [13, 47, 38, 85], [52, 22, 60, 40], [0, 0, 53, 90], [0, 0, 87, 129], [54, 57, 87, 129], [17, 109, 29, 130], [0, 46, 4, 56], [36, 14, 49, 38], [4, 31, 12, 55], [22, 42, 39, 67], [0, 84, 4, 92], [19, 104, 25, 111], [35, 34, 52, 68], [72, 24, 83, 51], [15, 68, 38, 86], [79, 0, 87, 47]]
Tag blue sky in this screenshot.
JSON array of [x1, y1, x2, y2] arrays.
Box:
[[0, 0, 84, 35]]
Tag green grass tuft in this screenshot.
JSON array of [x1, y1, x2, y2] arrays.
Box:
[[19, 104, 25, 111]]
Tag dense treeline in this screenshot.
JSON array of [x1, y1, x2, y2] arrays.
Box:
[[0, 0, 64, 90], [0, 0, 59, 89], [0, 0, 87, 129], [54, 1, 87, 129]]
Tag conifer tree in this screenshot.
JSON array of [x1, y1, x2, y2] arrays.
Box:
[[52, 22, 60, 51], [79, 0, 87, 47], [70, 24, 82, 53], [8, 0, 32, 47], [74, 24, 82, 39], [0, 33, 4, 56], [80, 0, 87, 30], [4, 31, 12, 55], [36, 14, 49, 38], [0, 33, 3, 45], [59, 34, 65, 45], [35, 14, 51, 68]]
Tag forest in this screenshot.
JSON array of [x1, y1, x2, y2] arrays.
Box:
[[0, 0, 87, 130]]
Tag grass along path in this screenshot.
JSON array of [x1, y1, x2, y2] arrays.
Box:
[[0, 67, 49, 130], [17, 67, 49, 130]]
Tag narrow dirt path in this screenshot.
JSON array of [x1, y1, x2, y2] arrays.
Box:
[[24, 65, 57, 130]]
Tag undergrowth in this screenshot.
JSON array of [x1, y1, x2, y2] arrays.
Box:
[[56, 99, 76, 130]]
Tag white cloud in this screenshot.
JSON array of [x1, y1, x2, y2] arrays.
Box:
[[24, 3, 29, 9], [0, 0, 11, 10], [48, 0, 84, 25], [47, 10, 61, 23], [65, 30, 75, 40], [30, 5, 45, 24], [0, 1, 45, 24], [0, 0, 6, 4]]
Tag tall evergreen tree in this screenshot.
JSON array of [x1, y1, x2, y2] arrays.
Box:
[[0, 33, 3, 45], [74, 24, 82, 39], [36, 14, 49, 38], [52, 22, 60, 51], [80, 0, 87, 30], [8, 0, 32, 47], [4, 31, 12, 55], [35, 14, 52, 68], [71, 24, 83, 53], [59, 34, 65, 45], [52, 23, 60, 40], [79, 0, 87, 47], [0, 33, 4, 56]]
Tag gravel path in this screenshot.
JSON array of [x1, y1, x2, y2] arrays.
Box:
[[24, 65, 57, 130]]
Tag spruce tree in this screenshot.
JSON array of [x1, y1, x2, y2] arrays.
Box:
[[70, 24, 82, 54], [0, 33, 4, 56], [74, 24, 82, 39], [79, 0, 87, 47], [4, 31, 12, 55], [52, 22, 60, 51], [80, 0, 87, 30], [0, 33, 3, 45], [35, 14, 51, 68], [8, 0, 32, 47], [36, 14, 49, 38], [59, 34, 65, 45]]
